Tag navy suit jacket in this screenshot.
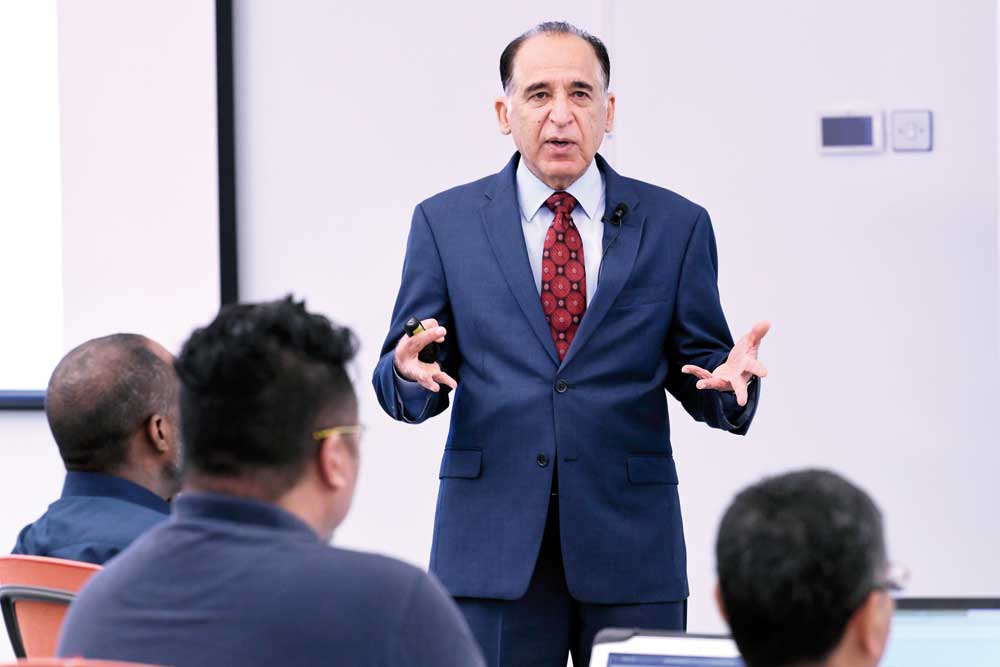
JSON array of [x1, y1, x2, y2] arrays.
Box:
[[373, 154, 759, 604]]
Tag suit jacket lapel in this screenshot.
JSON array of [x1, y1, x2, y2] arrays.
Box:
[[560, 155, 644, 371], [481, 154, 561, 367]]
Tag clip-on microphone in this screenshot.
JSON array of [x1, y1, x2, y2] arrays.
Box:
[[603, 203, 628, 227], [597, 202, 629, 283]]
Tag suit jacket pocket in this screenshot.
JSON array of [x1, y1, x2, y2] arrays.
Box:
[[613, 285, 670, 309], [439, 448, 483, 479], [626, 454, 679, 485]]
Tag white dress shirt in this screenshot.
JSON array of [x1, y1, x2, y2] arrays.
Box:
[[394, 159, 607, 400], [516, 158, 606, 302]]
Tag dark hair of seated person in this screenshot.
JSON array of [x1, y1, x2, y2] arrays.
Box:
[[46, 333, 177, 473], [174, 295, 358, 500], [715, 469, 888, 667]]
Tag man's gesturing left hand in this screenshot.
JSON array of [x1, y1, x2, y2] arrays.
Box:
[[681, 321, 770, 407]]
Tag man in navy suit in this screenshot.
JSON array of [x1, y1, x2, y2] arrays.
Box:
[[374, 21, 769, 667]]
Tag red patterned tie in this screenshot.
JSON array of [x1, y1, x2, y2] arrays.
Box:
[[541, 192, 585, 361]]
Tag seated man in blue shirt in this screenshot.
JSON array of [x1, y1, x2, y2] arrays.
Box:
[[58, 296, 485, 667], [714, 470, 901, 667], [13, 334, 182, 564]]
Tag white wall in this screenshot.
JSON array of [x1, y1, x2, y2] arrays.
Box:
[[58, 0, 220, 352], [611, 0, 1000, 631], [0, 0, 219, 659], [233, 0, 1000, 643], [0, 411, 64, 557]]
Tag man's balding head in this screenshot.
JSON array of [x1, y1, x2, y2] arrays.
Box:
[[46, 334, 180, 479]]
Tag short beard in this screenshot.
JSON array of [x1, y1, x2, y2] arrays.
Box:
[[160, 446, 183, 499]]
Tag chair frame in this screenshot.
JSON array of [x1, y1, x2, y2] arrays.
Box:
[[0, 584, 76, 658]]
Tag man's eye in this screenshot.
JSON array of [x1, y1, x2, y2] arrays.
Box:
[[532, 92, 548, 100], [573, 91, 590, 99]]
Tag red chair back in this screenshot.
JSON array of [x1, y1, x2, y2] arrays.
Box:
[[0, 555, 102, 658]]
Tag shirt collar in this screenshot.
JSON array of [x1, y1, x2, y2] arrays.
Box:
[[516, 156, 604, 223], [61, 471, 170, 515], [172, 492, 318, 541]]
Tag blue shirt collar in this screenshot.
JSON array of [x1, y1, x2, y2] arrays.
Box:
[[516, 156, 604, 223], [172, 492, 318, 540], [62, 471, 170, 515]]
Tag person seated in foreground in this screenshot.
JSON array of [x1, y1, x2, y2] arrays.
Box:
[[58, 297, 485, 667], [715, 469, 904, 667], [13, 334, 182, 564]]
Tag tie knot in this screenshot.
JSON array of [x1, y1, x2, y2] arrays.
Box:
[[545, 192, 578, 216]]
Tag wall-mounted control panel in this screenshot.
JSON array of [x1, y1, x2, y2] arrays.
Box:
[[892, 110, 933, 152], [819, 111, 884, 154], [819, 109, 934, 155]]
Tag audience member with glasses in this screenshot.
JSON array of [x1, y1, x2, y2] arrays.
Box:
[[715, 469, 905, 667], [58, 296, 484, 667]]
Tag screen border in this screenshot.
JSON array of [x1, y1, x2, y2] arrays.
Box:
[[896, 598, 1000, 610], [0, 0, 239, 411]]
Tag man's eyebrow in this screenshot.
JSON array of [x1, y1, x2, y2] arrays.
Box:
[[522, 80, 597, 96], [523, 81, 551, 95]]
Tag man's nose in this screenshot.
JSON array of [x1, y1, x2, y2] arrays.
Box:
[[548, 93, 573, 125]]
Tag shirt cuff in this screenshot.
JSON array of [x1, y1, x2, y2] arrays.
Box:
[[716, 377, 760, 433], [393, 365, 434, 422]]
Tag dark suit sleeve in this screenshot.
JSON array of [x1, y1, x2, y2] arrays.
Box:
[[372, 203, 461, 424], [389, 572, 486, 667], [663, 207, 759, 434]]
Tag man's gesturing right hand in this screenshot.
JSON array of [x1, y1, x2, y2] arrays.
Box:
[[393, 318, 458, 393]]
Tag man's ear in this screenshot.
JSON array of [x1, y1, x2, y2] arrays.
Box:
[[316, 436, 349, 491], [605, 92, 616, 134], [714, 582, 729, 623], [850, 591, 895, 660], [495, 97, 512, 135], [145, 414, 170, 454]]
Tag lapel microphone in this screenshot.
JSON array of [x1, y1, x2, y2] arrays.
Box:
[[603, 203, 628, 227], [597, 203, 629, 284]]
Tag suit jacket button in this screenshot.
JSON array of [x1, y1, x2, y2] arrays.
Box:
[[536, 453, 549, 467], [555, 379, 569, 393]]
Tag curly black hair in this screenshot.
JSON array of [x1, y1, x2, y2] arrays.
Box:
[[175, 296, 358, 498]]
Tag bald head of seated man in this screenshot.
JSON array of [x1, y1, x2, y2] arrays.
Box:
[[13, 333, 182, 564], [715, 469, 901, 667]]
